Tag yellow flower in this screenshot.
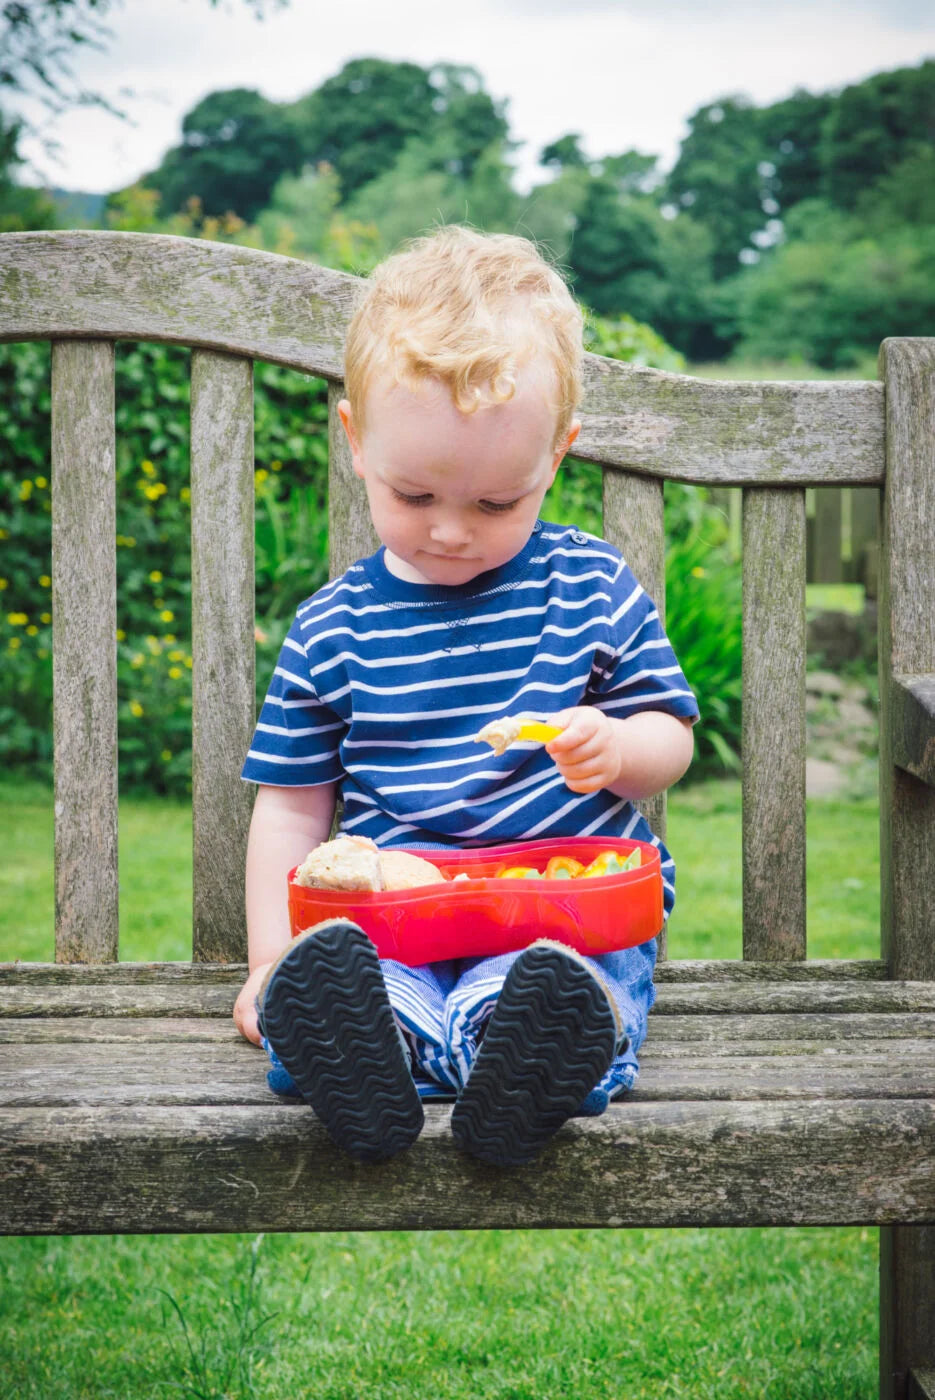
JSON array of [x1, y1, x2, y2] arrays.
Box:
[[131, 654, 144, 669], [129, 700, 144, 718], [162, 633, 176, 643], [161, 749, 172, 762], [271, 459, 283, 472], [116, 535, 137, 548], [39, 575, 51, 588], [38, 647, 49, 658], [116, 628, 126, 641], [141, 460, 157, 478], [180, 487, 191, 503], [254, 469, 269, 487], [168, 666, 182, 680], [168, 649, 184, 662], [19, 480, 32, 501], [160, 610, 174, 623], [0, 579, 7, 590], [0, 529, 7, 539], [7, 612, 28, 625], [35, 476, 47, 489], [8, 637, 20, 650], [184, 656, 193, 669], [26, 624, 38, 636], [691, 566, 706, 578], [40, 612, 51, 624], [149, 570, 163, 584]]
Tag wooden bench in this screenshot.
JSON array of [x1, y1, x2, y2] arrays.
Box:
[[1, 231, 933, 1399]]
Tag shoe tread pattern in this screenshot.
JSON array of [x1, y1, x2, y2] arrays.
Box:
[[260, 923, 423, 1162], [451, 945, 616, 1167]]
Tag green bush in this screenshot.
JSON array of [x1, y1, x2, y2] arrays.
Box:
[[1, 341, 329, 794]]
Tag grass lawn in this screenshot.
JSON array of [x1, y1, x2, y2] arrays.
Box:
[[0, 776, 881, 1398]]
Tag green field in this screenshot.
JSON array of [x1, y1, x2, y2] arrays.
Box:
[[0, 777, 881, 1398]]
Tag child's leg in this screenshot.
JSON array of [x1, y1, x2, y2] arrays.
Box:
[[449, 941, 622, 1167], [256, 919, 424, 1163], [577, 938, 658, 1114]]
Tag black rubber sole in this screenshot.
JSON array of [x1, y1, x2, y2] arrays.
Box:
[[257, 919, 424, 1163], [450, 943, 617, 1168]]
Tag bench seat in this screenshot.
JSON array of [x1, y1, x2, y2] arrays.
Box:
[[4, 962, 934, 1236]]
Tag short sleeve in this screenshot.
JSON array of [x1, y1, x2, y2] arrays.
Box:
[[589, 559, 700, 723], [240, 612, 346, 787]]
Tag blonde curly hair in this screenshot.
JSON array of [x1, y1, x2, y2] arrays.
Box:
[[343, 225, 584, 451]]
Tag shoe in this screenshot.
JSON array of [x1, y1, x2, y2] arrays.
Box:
[[450, 940, 619, 1168], [257, 919, 424, 1162]]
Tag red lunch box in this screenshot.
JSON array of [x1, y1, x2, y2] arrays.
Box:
[[287, 836, 663, 965]]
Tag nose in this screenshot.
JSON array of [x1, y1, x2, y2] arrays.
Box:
[[429, 512, 472, 549]]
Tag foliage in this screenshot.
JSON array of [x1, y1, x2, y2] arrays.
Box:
[[138, 88, 305, 224], [722, 198, 935, 367], [0, 340, 329, 794]]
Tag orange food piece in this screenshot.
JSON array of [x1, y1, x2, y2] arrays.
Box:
[[581, 849, 641, 878], [544, 856, 586, 880], [495, 865, 544, 879]]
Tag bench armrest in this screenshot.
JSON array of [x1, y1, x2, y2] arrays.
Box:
[[891, 674, 935, 787]]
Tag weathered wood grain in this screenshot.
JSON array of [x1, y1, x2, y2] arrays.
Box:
[[603, 468, 668, 920], [881, 1228, 935, 1400], [742, 487, 807, 959], [4, 1011, 930, 1046], [2, 979, 932, 1019], [0, 956, 889, 984], [2, 1099, 934, 1235], [878, 341, 935, 982], [3, 1039, 932, 1109], [50, 341, 119, 963], [190, 350, 255, 963], [0, 231, 884, 485], [909, 1369, 935, 1400], [328, 380, 377, 576], [891, 673, 935, 788]]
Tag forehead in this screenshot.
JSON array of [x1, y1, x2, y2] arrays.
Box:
[[364, 361, 560, 464]]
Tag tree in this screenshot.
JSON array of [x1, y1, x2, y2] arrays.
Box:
[[664, 96, 776, 279], [136, 88, 304, 222], [758, 87, 833, 214], [287, 58, 438, 204], [0, 109, 56, 231], [540, 134, 588, 172], [820, 60, 935, 210]]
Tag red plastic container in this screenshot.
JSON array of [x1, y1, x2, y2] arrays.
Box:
[[288, 837, 663, 965]]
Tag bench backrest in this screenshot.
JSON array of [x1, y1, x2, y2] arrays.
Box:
[[2, 230, 933, 977]]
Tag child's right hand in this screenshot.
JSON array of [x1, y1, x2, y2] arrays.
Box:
[[233, 962, 274, 1046]]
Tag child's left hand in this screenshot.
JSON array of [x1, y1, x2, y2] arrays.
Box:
[[545, 707, 621, 794]]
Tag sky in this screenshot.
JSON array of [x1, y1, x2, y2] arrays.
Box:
[[10, 0, 935, 196]]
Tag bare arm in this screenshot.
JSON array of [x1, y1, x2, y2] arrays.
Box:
[[233, 781, 338, 1044]]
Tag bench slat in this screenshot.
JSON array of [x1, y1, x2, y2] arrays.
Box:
[[328, 381, 377, 576], [51, 341, 119, 963], [3, 1099, 934, 1234], [3, 1038, 933, 1108], [190, 350, 255, 962], [3, 979, 933, 1018], [603, 469, 667, 901], [3, 1011, 932, 1045], [742, 487, 807, 959]]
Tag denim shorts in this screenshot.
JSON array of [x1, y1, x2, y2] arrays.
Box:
[[261, 938, 657, 1119]]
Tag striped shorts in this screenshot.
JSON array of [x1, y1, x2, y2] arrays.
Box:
[[262, 938, 657, 1119]]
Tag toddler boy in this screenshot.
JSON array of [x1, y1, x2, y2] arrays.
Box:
[[233, 224, 698, 1166]]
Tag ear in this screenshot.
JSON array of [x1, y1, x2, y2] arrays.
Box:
[[337, 399, 365, 479], [550, 418, 581, 475]]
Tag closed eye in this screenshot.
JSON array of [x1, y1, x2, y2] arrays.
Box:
[[391, 488, 520, 513]]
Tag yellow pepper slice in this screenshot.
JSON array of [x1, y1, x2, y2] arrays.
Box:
[[544, 856, 587, 880], [495, 865, 544, 879], [581, 849, 641, 878]]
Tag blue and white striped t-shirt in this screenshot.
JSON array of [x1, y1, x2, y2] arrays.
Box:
[[241, 521, 700, 918]]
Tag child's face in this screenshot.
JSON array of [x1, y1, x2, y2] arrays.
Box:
[[338, 362, 581, 587]]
